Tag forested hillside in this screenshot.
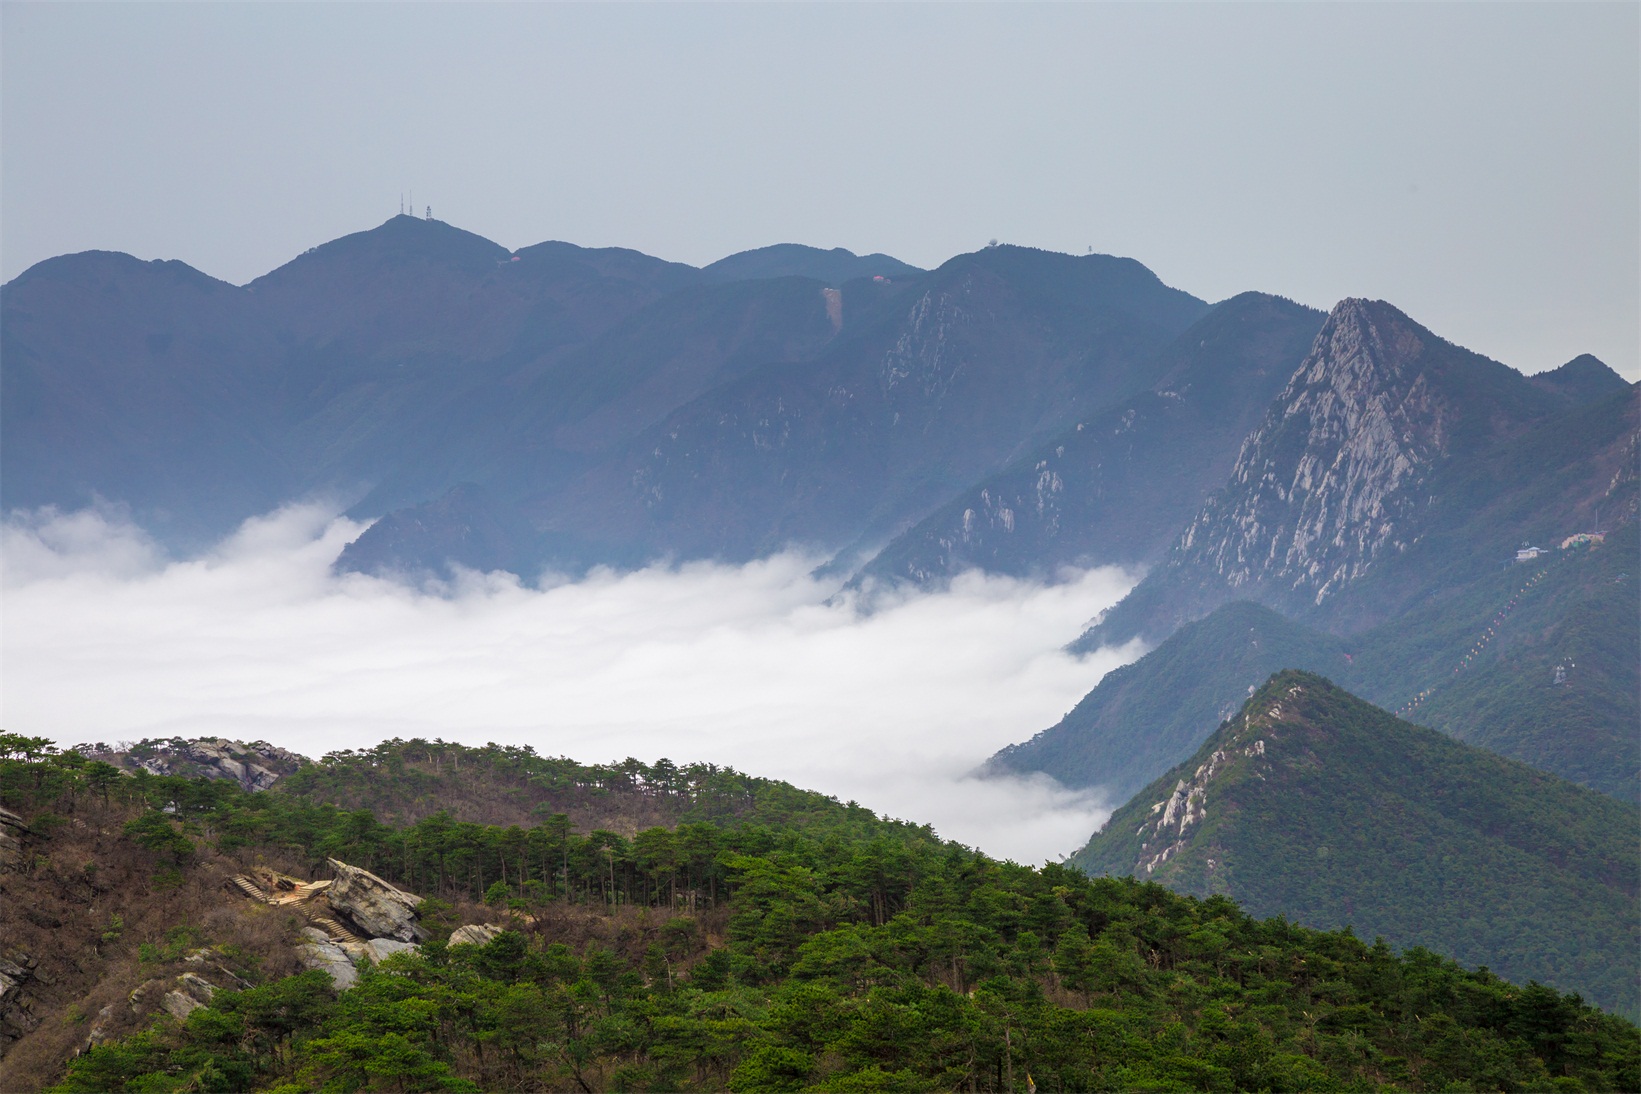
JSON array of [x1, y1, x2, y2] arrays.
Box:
[[996, 521, 1640, 804], [3, 736, 1636, 1092], [1072, 673, 1640, 1019]]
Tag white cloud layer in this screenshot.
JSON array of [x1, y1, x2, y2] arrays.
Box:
[[1, 504, 1143, 863]]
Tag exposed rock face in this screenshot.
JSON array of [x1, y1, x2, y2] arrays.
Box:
[[325, 859, 427, 942], [0, 809, 29, 871], [296, 928, 358, 991], [1179, 300, 1462, 606], [0, 952, 39, 1052], [176, 972, 216, 1005], [360, 939, 418, 963], [159, 972, 219, 1021], [1083, 298, 1570, 646], [161, 990, 202, 1020], [853, 294, 1326, 592], [449, 924, 503, 947], [85, 1004, 116, 1048], [72, 738, 306, 792], [1133, 735, 1268, 877]]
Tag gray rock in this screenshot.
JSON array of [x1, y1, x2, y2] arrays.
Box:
[[362, 938, 418, 963], [161, 990, 202, 1021], [449, 924, 503, 947], [176, 972, 216, 1005], [127, 982, 154, 1015], [0, 956, 30, 1005], [86, 1003, 116, 1048], [296, 929, 358, 991], [0, 808, 30, 871], [325, 859, 426, 942]]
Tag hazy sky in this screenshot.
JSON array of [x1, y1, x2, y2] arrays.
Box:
[[2, 503, 1141, 863], [3, 3, 1637, 377]]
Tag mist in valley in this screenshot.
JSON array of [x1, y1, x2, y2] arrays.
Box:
[[1, 502, 1144, 863]]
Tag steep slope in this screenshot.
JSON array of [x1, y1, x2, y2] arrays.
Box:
[[332, 483, 540, 580], [252, 221, 711, 512], [1071, 671, 1640, 1017], [1085, 299, 1625, 646], [1529, 352, 1630, 404], [0, 252, 289, 542], [532, 246, 1209, 562], [852, 293, 1325, 586], [996, 519, 1638, 804], [340, 272, 850, 535], [1344, 517, 1639, 798], [990, 603, 1346, 805]]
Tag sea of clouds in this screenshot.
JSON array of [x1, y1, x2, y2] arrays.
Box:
[[1, 503, 1145, 863]]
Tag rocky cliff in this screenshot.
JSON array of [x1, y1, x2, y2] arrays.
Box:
[[851, 292, 1324, 588], [1081, 299, 1603, 645], [73, 739, 307, 792]]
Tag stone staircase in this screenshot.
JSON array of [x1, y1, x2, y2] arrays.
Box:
[[268, 879, 331, 906], [301, 909, 365, 945], [228, 875, 269, 902]]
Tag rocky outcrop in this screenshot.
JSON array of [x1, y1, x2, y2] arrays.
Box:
[[0, 952, 39, 1052], [0, 808, 30, 871], [853, 293, 1326, 593], [449, 924, 503, 947], [1177, 300, 1462, 606], [155, 971, 220, 1021], [71, 738, 306, 792], [1082, 298, 1567, 646], [325, 859, 427, 942], [296, 928, 359, 991], [1133, 732, 1269, 876], [84, 1003, 116, 1049], [358, 938, 418, 963]]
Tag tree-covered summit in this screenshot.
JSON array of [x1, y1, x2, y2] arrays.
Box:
[[1073, 671, 1640, 1019]]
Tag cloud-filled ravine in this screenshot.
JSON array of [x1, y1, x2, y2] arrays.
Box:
[[1, 503, 1144, 863]]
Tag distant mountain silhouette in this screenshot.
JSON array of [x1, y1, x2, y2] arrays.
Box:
[[849, 292, 1325, 589], [699, 243, 922, 286]]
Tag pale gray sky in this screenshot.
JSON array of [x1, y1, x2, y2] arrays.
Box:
[[4, 3, 1637, 377]]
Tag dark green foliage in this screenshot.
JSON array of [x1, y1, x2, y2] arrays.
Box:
[[1073, 671, 1640, 1019], [51, 863, 1641, 1092], [9, 744, 1636, 1090]]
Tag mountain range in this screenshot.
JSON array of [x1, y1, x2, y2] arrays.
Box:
[[5, 218, 1637, 1043]]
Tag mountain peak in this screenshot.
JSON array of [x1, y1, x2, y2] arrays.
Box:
[[1072, 669, 1640, 1016], [1125, 297, 1563, 621], [1531, 353, 1631, 405], [698, 243, 922, 286], [249, 216, 510, 289]]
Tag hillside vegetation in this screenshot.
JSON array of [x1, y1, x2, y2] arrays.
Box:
[[1001, 521, 1639, 804], [2, 735, 1636, 1091], [1072, 672, 1640, 1019]]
